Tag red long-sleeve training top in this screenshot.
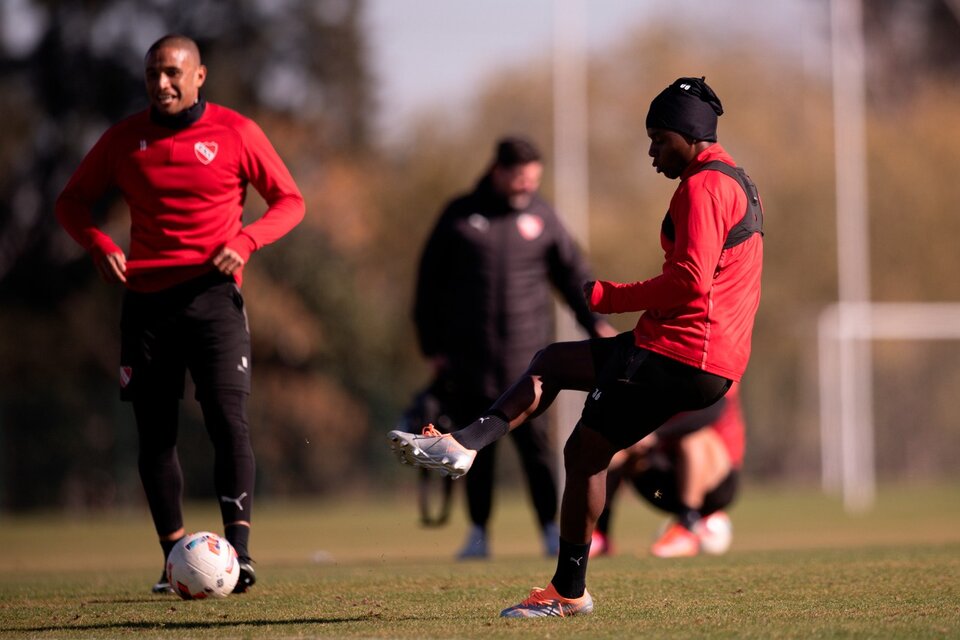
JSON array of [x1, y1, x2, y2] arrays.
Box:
[[588, 144, 763, 381], [56, 102, 305, 292]]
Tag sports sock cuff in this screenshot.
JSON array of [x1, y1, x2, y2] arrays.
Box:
[[487, 409, 510, 423], [451, 413, 510, 450], [551, 538, 591, 598], [160, 536, 183, 562], [678, 508, 702, 530], [225, 523, 251, 560]]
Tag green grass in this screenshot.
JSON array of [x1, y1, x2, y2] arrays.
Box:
[[1, 483, 959, 638]]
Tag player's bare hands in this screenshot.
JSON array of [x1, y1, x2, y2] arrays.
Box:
[[212, 247, 245, 275], [95, 251, 127, 284]]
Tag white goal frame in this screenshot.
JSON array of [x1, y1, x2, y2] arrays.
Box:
[[817, 302, 960, 511]]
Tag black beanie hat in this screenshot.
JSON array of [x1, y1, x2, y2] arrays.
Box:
[[645, 77, 724, 142]]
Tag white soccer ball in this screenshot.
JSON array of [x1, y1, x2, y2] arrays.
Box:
[[696, 512, 733, 555], [166, 531, 239, 599]]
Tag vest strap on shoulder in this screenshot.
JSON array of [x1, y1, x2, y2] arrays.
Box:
[[695, 160, 764, 249]]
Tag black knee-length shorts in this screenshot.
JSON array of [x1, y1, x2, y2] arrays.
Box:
[[119, 271, 251, 402], [580, 332, 732, 450]]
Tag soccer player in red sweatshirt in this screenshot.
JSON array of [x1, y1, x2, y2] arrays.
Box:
[[56, 34, 304, 595], [389, 76, 762, 617]]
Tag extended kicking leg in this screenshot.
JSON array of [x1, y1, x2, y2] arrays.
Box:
[[388, 340, 596, 478]]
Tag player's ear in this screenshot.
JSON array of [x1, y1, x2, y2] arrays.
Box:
[[196, 64, 208, 88]]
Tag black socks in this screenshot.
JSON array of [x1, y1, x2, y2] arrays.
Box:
[[160, 536, 182, 567], [451, 411, 510, 450], [678, 508, 702, 531], [551, 538, 591, 598], [225, 523, 251, 560]]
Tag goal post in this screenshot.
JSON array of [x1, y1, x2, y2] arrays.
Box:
[[818, 301, 960, 512]]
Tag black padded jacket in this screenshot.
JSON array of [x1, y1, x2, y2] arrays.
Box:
[[414, 174, 604, 398]]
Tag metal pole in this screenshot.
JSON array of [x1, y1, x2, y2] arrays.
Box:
[[829, 0, 874, 511], [552, 0, 589, 492]]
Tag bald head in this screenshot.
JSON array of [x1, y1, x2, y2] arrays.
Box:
[[146, 34, 201, 63], [144, 34, 206, 116]]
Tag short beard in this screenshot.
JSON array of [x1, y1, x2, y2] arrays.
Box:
[[508, 193, 533, 210]]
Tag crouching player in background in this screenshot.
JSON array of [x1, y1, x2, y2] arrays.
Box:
[[591, 382, 745, 559]]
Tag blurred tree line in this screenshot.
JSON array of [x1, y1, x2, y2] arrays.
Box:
[[1, 0, 958, 512]]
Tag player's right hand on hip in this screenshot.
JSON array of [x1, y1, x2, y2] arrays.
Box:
[[96, 251, 127, 284]]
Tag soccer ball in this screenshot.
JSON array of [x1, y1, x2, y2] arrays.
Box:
[[166, 531, 239, 599]]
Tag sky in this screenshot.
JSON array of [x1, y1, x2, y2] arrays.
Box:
[[0, 0, 821, 141], [363, 0, 820, 142]]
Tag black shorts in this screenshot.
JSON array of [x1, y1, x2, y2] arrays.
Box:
[[119, 271, 251, 401], [580, 332, 731, 450]]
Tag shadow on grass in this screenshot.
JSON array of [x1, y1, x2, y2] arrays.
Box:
[[9, 615, 377, 633], [84, 598, 171, 604]]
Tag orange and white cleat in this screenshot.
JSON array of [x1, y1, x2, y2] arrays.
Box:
[[650, 522, 700, 558], [387, 424, 477, 479], [499, 583, 594, 618], [696, 511, 733, 555]]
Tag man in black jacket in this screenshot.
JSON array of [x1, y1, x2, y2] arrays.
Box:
[[414, 136, 615, 559]]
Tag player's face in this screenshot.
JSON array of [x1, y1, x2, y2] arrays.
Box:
[[492, 161, 543, 210], [145, 46, 207, 115], [647, 128, 698, 180]]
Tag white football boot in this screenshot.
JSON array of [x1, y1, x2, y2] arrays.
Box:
[[388, 424, 477, 479]]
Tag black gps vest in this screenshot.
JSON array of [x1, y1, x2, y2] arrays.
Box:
[[661, 160, 764, 249]]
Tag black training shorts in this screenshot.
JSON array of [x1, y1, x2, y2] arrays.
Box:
[[580, 332, 731, 450], [119, 271, 251, 401]]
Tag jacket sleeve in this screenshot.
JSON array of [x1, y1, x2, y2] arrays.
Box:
[[226, 118, 305, 261], [54, 129, 124, 259], [545, 208, 607, 336], [413, 208, 455, 356], [589, 175, 729, 314]]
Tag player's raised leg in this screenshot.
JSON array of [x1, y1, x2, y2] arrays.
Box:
[[388, 339, 597, 477]]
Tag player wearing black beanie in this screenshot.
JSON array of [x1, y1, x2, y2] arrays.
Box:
[[388, 75, 763, 620], [645, 76, 724, 142]]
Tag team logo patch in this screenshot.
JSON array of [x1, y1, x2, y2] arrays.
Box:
[[194, 141, 219, 165], [120, 366, 133, 388], [517, 213, 544, 240]]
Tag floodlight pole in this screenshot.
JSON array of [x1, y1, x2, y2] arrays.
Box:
[[552, 0, 589, 493], [826, 0, 875, 511]]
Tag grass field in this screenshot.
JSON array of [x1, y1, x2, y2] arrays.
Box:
[[1, 482, 958, 638]]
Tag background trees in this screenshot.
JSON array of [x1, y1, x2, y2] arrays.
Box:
[[1, 0, 958, 511]]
